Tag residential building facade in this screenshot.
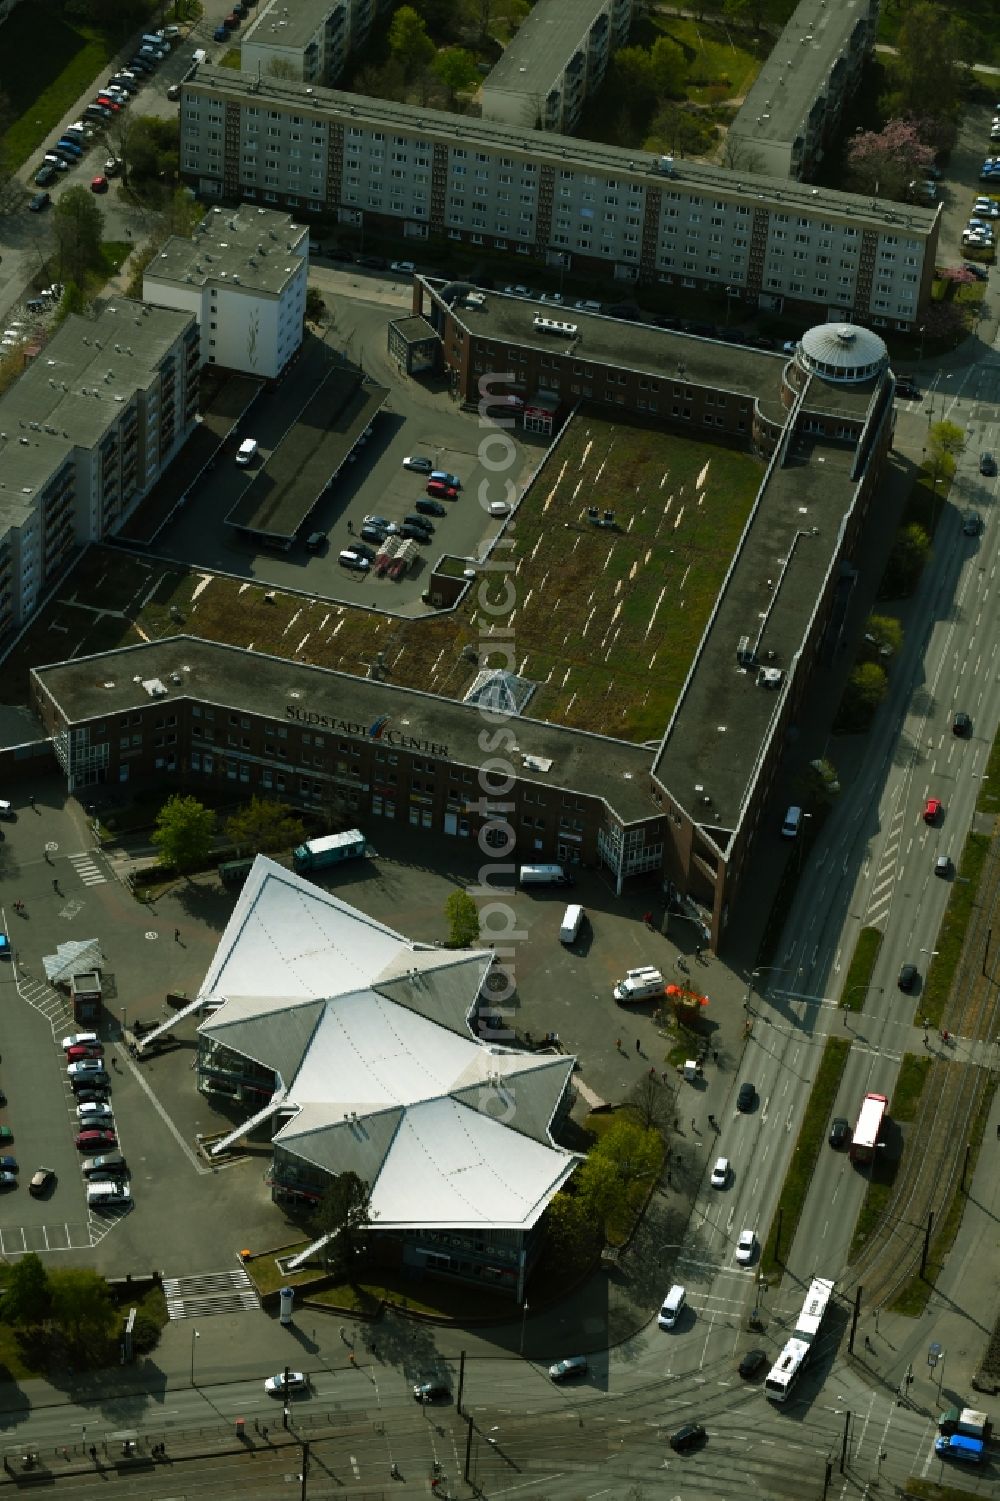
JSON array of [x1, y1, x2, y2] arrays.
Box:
[[240, 0, 394, 89], [180, 69, 938, 329], [143, 204, 309, 378], [480, 0, 634, 134], [728, 0, 881, 181], [0, 303, 199, 645]]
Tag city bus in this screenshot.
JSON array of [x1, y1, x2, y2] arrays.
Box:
[[764, 1277, 836, 1403], [850, 1092, 888, 1164]]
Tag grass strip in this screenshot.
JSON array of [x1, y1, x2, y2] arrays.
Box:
[[890, 1074, 997, 1316], [921, 832, 991, 1025], [760, 1034, 851, 1283], [839, 926, 883, 1010], [977, 723, 1000, 817]]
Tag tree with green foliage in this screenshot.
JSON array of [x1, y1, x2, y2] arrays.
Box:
[[893, 1, 971, 120], [445, 889, 480, 947], [2, 1253, 51, 1327], [225, 797, 305, 857], [929, 418, 964, 462], [545, 1190, 597, 1259], [799, 757, 840, 808], [838, 662, 889, 732], [389, 6, 435, 72], [574, 1118, 661, 1241], [153, 794, 215, 874], [52, 187, 104, 287], [48, 1268, 115, 1352], [609, 47, 656, 112], [864, 614, 903, 659], [432, 47, 481, 105], [306, 287, 326, 322], [649, 36, 686, 99], [883, 523, 931, 598], [310, 1172, 375, 1272]]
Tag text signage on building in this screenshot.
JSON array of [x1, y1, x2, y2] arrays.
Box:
[[285, 705, 449, 758]]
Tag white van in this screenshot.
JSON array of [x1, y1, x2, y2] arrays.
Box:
[[86, 1179, 131, 1209], [519, 864, 573, 886], [781, 805, 803, 839], [235, 437, 259, 466], [614, 966, 664, 1003], [559, 904, 584, 944], [657, 1285, 686, 1329]]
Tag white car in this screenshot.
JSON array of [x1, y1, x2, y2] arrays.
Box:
[[264, 1370, 307, 1395], [63, 1032, 99, 1052], [710, 1156, 729, 1188], [77, 1101, 114, 1122], [390, 259, 415, 274], [67, 1058, 106, 1077], [735, 1228, 756, 1265]]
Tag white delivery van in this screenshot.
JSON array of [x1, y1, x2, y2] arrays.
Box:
[[614, 966, 664, 1003], [781, 805, 802, 838], [559, 904, 584, 944], [657, 1285, 686, 1329], [518, 864, 573, 886], [235, 437, 259, 466]]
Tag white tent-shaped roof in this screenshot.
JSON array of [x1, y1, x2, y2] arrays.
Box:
[[199, 857, 578, 1232]]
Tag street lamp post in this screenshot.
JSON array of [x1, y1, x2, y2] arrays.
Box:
[[842, 982, 883, 1021], [519, 1301, 529, 1356], [190, 1328, 200, 1386], [743, 965, 791, 1011]]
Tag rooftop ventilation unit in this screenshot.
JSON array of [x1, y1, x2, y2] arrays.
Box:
[[533, 314, 577, 337]]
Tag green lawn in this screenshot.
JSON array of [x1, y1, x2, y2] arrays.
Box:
[[839, 926, 883, 1010], [650, 16, 765, 105]]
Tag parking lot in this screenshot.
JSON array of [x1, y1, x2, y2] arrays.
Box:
[[931, 97, 1000, 271]]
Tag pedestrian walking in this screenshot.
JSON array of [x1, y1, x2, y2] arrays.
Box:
[[174, 927, 180, 942], [635, 1038, 641, 1054], [996, 1123, 999, 1140], [712, 1049, 718, 1062], [615, 1037, 623, 1053], [52, 877, 60, 894], [691, 1117, 697, 1131], [347, 519, 354, 534], [28, 794, 34, 810], [261, 1426, 268, 1442], [864, 1336, 873, 1352]]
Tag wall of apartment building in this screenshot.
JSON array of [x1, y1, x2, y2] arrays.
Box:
[[181, 81, 935, 328], [481, 0, 633, 133], [242, 0, 389, 89], [144, 270, 304, 378]]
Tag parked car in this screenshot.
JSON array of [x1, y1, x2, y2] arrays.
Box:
[[167, 84, 181, 100], [390, 259, 415, 274], [76, 1101, 114, 1123], [63, 1032, 99, 1051], [71, 1071, 109, 1092], [0, 1172, 16, 1190], [430, 470, 461, 489], [29, 1168, 55, 1197], [415, 498, 446, 517], [399, 523, 431, 542], [68, 1057, 107, 1076], [75, 1128, 117, 1150], [304, 531, 328, 553], [338, 549, 370, 572], [81, 1153, 127, 1178], [362, 515, 398, 533], [357, 254, 387, 269], [104, 157, 122, 176], [0, 1127, 12, 1144], [404, 513, 434, 532], [548, 1356, 588, 1382], [402, 455, 433, 472], [0, 1156, 18, 1173], [73, 1087, 110, 1106], [29, 191, 51, 211], [42, 154, 69, 172], [90, 175, 108, 193], [66, 1044, 104, 1061], [426, 480, 458, 500]]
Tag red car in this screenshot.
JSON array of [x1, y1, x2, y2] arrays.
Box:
[[95, 97, 121, 113], [426, 480, 458, 500], [923, 797, 942, 824], [75, 1128, 117, 1151], [90, 175, 109, 193], [66, 1044, 104, 1062]]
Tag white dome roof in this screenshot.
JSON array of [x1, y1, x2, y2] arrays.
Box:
[[799, 322, 887, 381]]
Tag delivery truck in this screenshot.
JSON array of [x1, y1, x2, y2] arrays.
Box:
[[292, 829, 367, 872], [613, 967, 665, 1003], [937, 1407, 992, 1439]]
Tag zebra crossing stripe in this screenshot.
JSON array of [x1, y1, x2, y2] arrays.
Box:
[[68, 852, 107, 886]]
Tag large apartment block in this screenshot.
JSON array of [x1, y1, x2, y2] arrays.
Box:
[[180, 69, 939, 329], [0, 303, 198, 643], [728, 0, 880, 181], [144, 204, 309, 379], [480, 0, 634, 134], [240, 0, 393, 89]]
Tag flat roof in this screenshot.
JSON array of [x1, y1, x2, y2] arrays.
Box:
[[732, 0, 872, 150], [654, 421, 876, 837], [225, 365, 387, 537], [0, 302, 194, 530], [32, 635, 660, 824], [187, 67, 938, 236], [242, 0, 329, 51], [436, 281, 780, 393], [145, 204, 308, 298], [484, 0, 614, 96]]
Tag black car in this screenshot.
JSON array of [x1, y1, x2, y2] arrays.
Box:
[[415, 498, 446, 517], [81, 1153, 127, 1178], [896, 380, 921, 400], [404, 513, 433, 532], [412, 1381, 450, 1403], [29, 190, 52, 210], [327, 248, 354, 263], [898, 962, 917, 992], [953, 710, 971, 736], [829, 1117, 850, 1149], [669, 1421, 706, 1453], [399, 522, 431, 542], [33, 164, 57, 186], [980, 451, 997, 476], [738, 1349, 767, 1379], [360, 523, 386, 545], [71, 1070, 109, 1092], [304, 530, 328, 552], [736, 1081, 755, 1112], [357, 254, 387, 270], [74, 1087, 111, 1106]]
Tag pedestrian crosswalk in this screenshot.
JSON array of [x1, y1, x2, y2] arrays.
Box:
[[68, 850, 107, 886], [162, 1267, 261, 1321]]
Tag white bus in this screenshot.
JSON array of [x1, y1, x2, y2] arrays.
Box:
[[765, 1277, 836, 1402]]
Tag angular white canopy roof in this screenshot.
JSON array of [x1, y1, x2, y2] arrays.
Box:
[[199, 857, 579, 1231]]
